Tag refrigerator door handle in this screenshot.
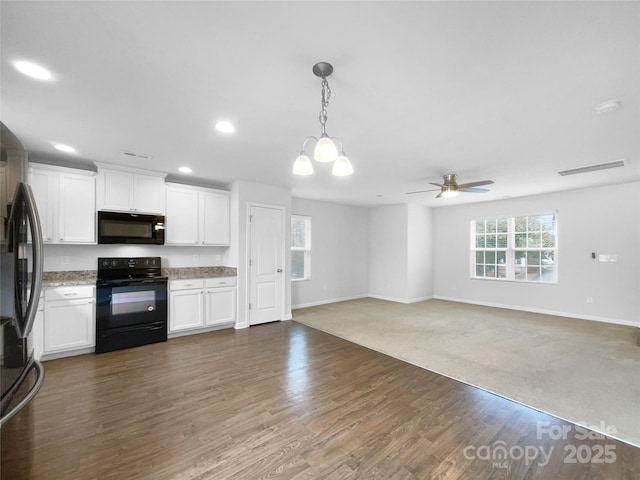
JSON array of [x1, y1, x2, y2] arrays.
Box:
[[7, 183, 44, 339]]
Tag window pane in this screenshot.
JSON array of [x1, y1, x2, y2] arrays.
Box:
[[527, 251, 540, 265], [542, 231, 556, 248], [528, 232, 541, 248], [486, 219, 497, 233], [475, 236, 485, 248], [497, 234, 508, 248], [528, 216, 542, 231], [540, 215, 555, 232], [497, 265, 507, 278], [476, 251, 484, 263], [497, 251, 506, 264], [515, 233, 527, 248], [475, 220, 486, 234], [515, 217, 527, 232], [486, 251, 496, 264], [486, 234, 496, 248], [497, 218, 508, 233], [476, 265, 484, 277], [291, 219, 306, 248], [291, 250, 305, 280]]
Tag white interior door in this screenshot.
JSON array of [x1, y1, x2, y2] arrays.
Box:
[[249, 205, 284, 325]]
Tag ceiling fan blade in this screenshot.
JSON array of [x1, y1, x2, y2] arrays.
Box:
[[429, 182, 444, 187], [435, 192, 443, 199], [456, 180, 494, 189], [405, 188, 440, 195], [459, 187, 490, 193]]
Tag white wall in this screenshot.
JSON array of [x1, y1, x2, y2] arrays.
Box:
[[291, 198, 369, 308], [368, 205, 408, 300], [432, 182, 640, 326], [368, 204, 434, 302], [407, 203, 434, 301], [43, 244, 231, 271]]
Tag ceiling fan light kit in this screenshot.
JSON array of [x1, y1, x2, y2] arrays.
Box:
[[292, 62, 353, 177], [406, 173, 494, 198]]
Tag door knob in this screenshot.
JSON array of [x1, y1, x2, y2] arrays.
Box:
[[276, 268, 283, 273]]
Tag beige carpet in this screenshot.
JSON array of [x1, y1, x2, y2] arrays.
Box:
[[293, 298, 640, 447]]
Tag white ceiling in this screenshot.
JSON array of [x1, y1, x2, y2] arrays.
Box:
[[1, 1, 638, 207]]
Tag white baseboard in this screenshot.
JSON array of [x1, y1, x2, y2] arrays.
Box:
[[292, 294, 368, 310], [368, 294, 433, 304], [433, 295, 640, 328]]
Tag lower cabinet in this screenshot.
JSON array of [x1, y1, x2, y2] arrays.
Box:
[[169, 279, 206, 332], [169, 277, 236, 334], [42, 285, 95, 357]]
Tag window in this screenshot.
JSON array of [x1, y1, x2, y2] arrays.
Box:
[[291, 215, 311, 281], [472, 213, 557, 283]]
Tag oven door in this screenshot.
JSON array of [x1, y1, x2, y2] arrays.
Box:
[[96, 278, 167, 331]]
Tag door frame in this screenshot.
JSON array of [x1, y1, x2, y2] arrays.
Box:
[[245, 202, 287, 326]]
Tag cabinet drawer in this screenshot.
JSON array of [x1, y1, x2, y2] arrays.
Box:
[[206, 277, 237, 288], [45, 285, 94, 301], [170, 279, 205, 291]]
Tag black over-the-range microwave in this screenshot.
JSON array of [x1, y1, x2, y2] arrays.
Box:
[[97, 211, 165, 245]]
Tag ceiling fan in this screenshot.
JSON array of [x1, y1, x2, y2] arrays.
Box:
[[406, 174, 494, 198]]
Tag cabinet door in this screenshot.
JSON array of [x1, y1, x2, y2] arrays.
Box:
[[29, 168, 57, 242], [165, 186, 199, 244], [98, 169, 133, 211], [44, 299, 95, 353], [206, 287, 235, 326], [134, 174, 165, 214], [201, 191, 230, 245], [169, 289, 204, 331], [33, 296, 45, 361], [58, 173, 96, 243]]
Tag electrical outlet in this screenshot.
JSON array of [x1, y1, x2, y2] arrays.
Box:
[[216, 254, 221, 261], [60, 256, 69, 265], [586, 296, 594, 304], [193, 254, 199, 263]]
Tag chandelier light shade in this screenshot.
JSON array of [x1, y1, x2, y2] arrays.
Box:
[[292, 62, 353, 176], [292, 153, 314, 175]]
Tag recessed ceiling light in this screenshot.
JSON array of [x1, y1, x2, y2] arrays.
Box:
[[178, 166, 193, 173], [215, 121, 235, 133], [595, 100, 621, 114], [14, 60, 52, 80], [54, 144, 76, 153]]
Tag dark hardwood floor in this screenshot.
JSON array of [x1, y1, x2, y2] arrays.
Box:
[[2, 321, 639, 479]]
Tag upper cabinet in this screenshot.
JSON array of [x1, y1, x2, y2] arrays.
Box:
[[29, 164, 96, 244], [95, 163, 167, 215], [165, 183, 230, 246]]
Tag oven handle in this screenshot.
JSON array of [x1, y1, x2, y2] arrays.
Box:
[[98, 323, 166, 335]]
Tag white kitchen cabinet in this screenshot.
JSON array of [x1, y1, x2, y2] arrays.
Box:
[[205, 277, 236, 326], [169, 279, 205, 332], [169, 277, 236, 334], [165, 183, 230, 246], [43, 285, 95, 355], [95, 163, 166, 215], [33, 293, 44, 361], [29, 164, 96, 244]]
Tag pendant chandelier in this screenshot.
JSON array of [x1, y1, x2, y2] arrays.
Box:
[[292, 62, 353, 177]]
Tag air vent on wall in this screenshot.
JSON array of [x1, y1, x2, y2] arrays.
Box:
[[557, 159, 625, 176], [121, 150, 153, 160]]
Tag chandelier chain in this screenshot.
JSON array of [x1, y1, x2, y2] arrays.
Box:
[[318, 77, 332, 133]]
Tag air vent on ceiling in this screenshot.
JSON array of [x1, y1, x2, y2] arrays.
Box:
[[122, 150, 153, 160], [557, 159, 625, 176]]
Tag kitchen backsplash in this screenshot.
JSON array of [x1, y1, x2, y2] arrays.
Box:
[[42, 244, 233, 272]]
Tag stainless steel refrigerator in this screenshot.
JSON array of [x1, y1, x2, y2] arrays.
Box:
[[0, 122, 44, 426]]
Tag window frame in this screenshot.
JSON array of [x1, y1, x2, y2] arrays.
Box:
[[470, 212, 558, 284], [291, 215, 311, 282]]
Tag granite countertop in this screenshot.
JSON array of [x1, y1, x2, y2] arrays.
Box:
[[42, 266, 237, 287]]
